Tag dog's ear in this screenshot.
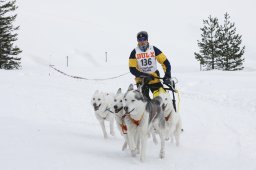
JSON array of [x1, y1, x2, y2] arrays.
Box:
[[127, 84, 134, 91], [137, 84, 142, 93], [94, 90, 99, 95], [135, 91, 144, 101], [116, 88, 122, 94]]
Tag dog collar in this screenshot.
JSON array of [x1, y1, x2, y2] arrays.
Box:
[[129, 113, 144, 126], [105, 107, 114, 114]]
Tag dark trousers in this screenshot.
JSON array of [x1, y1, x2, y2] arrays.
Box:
[[137, 82, 164, 100]]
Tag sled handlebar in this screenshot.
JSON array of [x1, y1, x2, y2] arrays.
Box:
[[140, 76, 178, 93]]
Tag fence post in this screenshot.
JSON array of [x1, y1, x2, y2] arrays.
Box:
[[105, 52, 107, 63], [49, 64, 54, 77], [67, 56, 69, 67], [49, 55, 52, 76]]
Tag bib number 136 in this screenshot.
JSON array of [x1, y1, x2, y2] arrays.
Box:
[[140, 58, 152, 66]]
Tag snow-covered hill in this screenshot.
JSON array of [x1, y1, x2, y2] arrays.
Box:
[[1, 63, 256, 170]]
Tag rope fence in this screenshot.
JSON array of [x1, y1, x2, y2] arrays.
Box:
[[49, 65, 129, 81]]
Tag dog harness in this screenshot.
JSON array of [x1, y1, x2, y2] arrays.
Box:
[[102, 107, 114, 119], [165, 113, 171, 121], [129, 113, 144, 126], [119, 114, 128, 135], [120, 123, 128, 134]]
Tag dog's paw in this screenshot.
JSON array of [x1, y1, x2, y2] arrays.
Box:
[[176, 142, 180, 147], [104, 134, 108, 139], [131, 150, 137, 157], [160, 152, 165, 159], [140, 156, 145, 162], [122, 142, 127, 151], [110, 131, 115, 136], [160, 151, 165, 159], [170, 137, 174, 143], [153, 137, 158, 145]]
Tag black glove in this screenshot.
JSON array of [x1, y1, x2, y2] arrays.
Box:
[[163, 72, 171, 84]]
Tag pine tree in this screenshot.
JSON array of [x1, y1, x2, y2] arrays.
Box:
[[0, 0, 22, 69], [218, 13, 245, 71], [194, 15, 220, 70]]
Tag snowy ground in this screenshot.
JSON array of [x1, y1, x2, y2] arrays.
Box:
[[1, 60, 256, 170]]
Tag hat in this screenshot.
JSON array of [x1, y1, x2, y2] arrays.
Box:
[[137, 31, 148, 41]]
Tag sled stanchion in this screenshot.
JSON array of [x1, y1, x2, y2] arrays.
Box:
[[172, 90, 177, 112], [177, 89, 181, 112], [67, 56, 69, 67]]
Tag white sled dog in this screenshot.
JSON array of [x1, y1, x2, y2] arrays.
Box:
[[91, 90, 115, 138], [159, 92, 182, 146], [112, 88, 128, 151], [123, 84, 148, 161], [123, 84, 167, 161]]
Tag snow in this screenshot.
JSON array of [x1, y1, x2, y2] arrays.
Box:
[[1, 63, 256, 170], [1, 0, 256, 169]]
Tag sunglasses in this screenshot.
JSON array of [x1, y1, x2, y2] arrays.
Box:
[[137, 37, 147, 42]]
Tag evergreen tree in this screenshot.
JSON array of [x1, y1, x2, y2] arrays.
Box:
[[0, 0, 22, 69], [218, 13, 245, 71], [194, 15, 220, 70]]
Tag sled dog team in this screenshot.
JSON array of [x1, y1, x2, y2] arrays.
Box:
[[91, 84, 182, 162]]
